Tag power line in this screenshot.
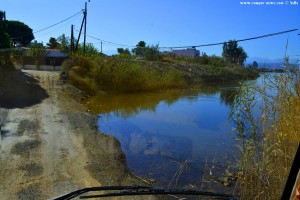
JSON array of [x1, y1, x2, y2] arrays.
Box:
[[76, 28, 298, 50], [160, 29, 298, 49], [33, 10, 83, 34], [35, 14, 81, 38], [11, 10, 83, 40], [75, 29, 135, 48]]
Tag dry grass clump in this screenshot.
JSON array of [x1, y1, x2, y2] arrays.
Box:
[[62, 55, 186, 93], [62, 55, 94, 73], [230, 71, 300, 199]]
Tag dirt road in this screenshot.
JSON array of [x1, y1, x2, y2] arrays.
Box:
[[0, 70, 149, 199]]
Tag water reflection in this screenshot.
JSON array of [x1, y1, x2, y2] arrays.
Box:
[[220, 87, 241, 106], [85, 83, 240, 187], [85, 90, 196, 117], [85, 83, 239, 117]]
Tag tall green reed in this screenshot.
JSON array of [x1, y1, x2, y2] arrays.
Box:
[[230, 68, 300, 199]]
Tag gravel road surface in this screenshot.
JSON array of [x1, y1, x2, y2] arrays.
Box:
[[0, 70, 153, 200]]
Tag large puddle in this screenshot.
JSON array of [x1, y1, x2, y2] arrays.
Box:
[[85, 83, 241, 188]]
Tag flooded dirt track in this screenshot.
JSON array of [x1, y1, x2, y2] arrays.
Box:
[[0, 70, 154, 200]]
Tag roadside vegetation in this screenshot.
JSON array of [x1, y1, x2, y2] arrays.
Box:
[[61, 41, 187, 93], [61, 40, 258, 93], [62, 55, 186, 93], [0, 11, 14, 72], [0, 10, 33, 72], [230, 65, 300, 199]]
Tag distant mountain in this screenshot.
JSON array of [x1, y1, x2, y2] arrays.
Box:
[[247, 57, 283, 64], [246, 57, 299, 69]]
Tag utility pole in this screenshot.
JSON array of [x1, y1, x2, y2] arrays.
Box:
[[75, 12, 85, 52], [83, 2, 87, 54], [74, 1, 89, 53], [71, 24, 74, 54], [101, 41, 102, 53]]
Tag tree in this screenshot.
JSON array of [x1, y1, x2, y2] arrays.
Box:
[[131, 41, 161, 61], [117, 48, 131, 55], [47, 37, 60, 49], [245, 61, 259, 70], [252, 61, 258, 69], [0, 10, 5, 21], [0, 11, 11, 48], [29, 44, 47, 68], [29, 44, 46, 57], [137, 41, 146, 48], [198, 53, 209, 65], [123, 49, 131, 55], [0, 32, 11, 49], [0, 16, 10, 48], [0, 10, 14, 70], [117, 48, 124, 54], [144, 44, 160, 61], [222, 40, 248, 66], [6, 20, 34, 46], [76, 43, 99, 57], [132, 41, 146, 56], [236, 47, 247, 66], [57, 34, 70, 53], [116, 48, 131, 59]]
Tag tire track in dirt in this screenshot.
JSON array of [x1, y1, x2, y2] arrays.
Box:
[[1, 70, 155, 200], [0, 70, 99, 199]]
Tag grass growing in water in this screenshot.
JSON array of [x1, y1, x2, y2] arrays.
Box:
[[230, 70, 300, 199], [62, 55, 186, 93]]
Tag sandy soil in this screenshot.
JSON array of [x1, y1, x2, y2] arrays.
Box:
[[0, 70, 153, 199]]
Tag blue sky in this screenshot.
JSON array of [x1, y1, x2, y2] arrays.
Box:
[[1, 0, 300, 62]]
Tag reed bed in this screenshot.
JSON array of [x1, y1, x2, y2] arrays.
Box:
[[230, 69, 300, 199]]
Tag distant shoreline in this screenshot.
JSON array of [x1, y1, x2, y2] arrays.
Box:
[[257, 68, 286, 73]]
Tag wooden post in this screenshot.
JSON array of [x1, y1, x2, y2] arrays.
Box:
[[71, 25, 74, 54], [83, 2, 87, 54]]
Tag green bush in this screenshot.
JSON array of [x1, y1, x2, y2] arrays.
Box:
[[63, 56, 186, 93], [62, 55, 94, 73], [197, 54, 209, 65], [114, 53, 132, 60], [143, 45, 160, 61], [208, 55, 228, 67], [0, 51, 15, 71], [69, 68, 96, 94]]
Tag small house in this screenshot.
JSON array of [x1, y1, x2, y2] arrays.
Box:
[[172, 48, 200, 58]]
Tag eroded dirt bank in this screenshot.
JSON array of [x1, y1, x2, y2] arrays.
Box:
[[0, 70, 151, 199]]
